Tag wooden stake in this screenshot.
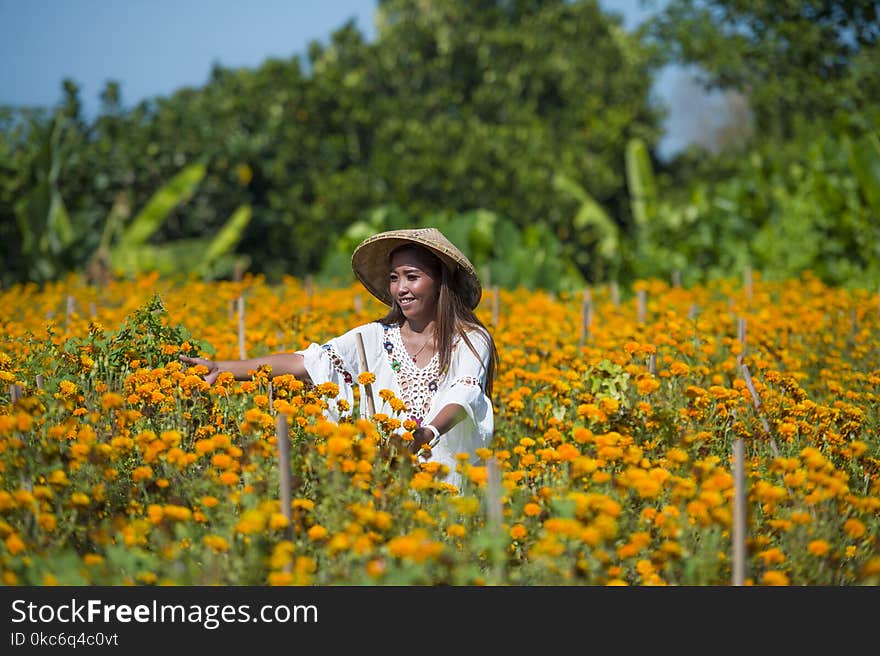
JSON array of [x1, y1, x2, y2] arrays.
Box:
[[610, 281, 620, 307], [355, 332, 376, 417], [737, 316, 747, 366], [237, 296, 246, 360], [740, 363, 780, 457], [579, 288, 593, 346], [275, 413, 294, 570], [485, 457, 504, 583], [732, 435, 747, 586], [637, 289, 646, 324]]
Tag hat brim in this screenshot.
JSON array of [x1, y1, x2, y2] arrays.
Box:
[[351, 229, 482, 309]]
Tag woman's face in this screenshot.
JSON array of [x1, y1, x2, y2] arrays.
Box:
[[389, 246, 440, 323]]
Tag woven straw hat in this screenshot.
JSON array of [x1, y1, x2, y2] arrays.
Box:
[[351, 227, 482, 309]]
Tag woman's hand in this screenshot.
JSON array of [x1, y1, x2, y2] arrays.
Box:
[[179, 355, 221, 384]]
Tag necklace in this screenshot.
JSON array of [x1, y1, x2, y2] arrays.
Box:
[[406, 331, 434, 363]]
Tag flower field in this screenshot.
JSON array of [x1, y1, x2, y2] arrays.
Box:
[[1, 271, 879, 586]]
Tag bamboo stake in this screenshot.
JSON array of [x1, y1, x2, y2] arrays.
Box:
[[740, 363, 780, 458], [737, 316, 747, 367], [732, 434, 747, 586], [9, 384, 22, 403], [275, 413, 294, 572], [485, 457, 505, 583], [671, 270, 681, 288], [237, 296, 246, 360], [354, 293, 363, 314], [610, 281, 620, 308], [579, 288, 593, 346], [35, 375, 44, 389], [637, 289, 646, 325], [355, 332, 376, 417]]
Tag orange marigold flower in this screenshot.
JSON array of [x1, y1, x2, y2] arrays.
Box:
[[807, 540, 830, 557], [844, 518, 866, 539]]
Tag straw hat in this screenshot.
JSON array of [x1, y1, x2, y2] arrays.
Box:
[[351, 227, 482, 309]]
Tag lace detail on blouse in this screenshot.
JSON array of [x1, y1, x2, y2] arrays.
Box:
[[383, 324, 440, 424], [321, 343, 353, 385], [451, 376, 480, 388]]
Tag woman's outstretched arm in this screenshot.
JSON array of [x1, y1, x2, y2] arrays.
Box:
[[179, 353, 310, 384]]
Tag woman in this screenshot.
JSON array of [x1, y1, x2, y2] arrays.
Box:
[[180, 227, 498, 489]]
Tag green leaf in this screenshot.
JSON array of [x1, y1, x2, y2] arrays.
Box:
[[626, 137, 657, 227], [849, 131, 880, 214], [118, 162, 206, 247], [201, 204, 252, 271]]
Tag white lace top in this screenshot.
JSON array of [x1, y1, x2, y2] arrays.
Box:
[[297, 321, 494, 488]]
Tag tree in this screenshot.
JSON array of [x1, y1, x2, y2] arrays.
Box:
[[648, 0, 880, 141]]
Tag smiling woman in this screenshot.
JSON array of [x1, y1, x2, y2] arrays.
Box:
[[180, 227, 499, 490]]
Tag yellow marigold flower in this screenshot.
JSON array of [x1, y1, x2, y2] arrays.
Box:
[[357, 371, 376, 386], [201, 495, 219, 508], [37, 514, 57, 531], [163, 505, 191, 522], [524, 502, 542, 518], [761, 570, 790, 586], [636, 376, 660, 395], [58, 380, 77, 397], [757, 547, 787, 565], [267, 571, 294, 586], [132, 466, 153, 483], [862, 557, 880, 578], [236, 509, 268, 535], [100, 392, 125, 410], [83, 553, 104, 566], [807, 540, 830, 557], [5, 533, 25, 555], [509, 524, 527, 540], [219, 471, 239, 486], [48, 470, 69, 487], [70, 492, 90, 507], [467, 466, 488, 487], [844, 518, 866, 539], [307, 525, 329, 541], [387, 529, 444, 563], [147, 505, 164, 525], [269, 513, 291, 530], [203, 535, 229, 553], [446, 524, 467, 539]]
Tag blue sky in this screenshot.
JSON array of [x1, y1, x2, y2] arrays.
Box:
[[0, 0, 716, 157]]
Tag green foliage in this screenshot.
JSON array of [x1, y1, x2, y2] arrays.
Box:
[[2, 0, 661, 289], [647, 0, 880, 140], [317, 205, 587, 293]]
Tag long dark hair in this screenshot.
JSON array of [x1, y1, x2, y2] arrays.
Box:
[[378, 245, 498, 397]]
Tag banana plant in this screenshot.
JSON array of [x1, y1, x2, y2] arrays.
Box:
[[14, 114, 76, 281], [625, 137, 657, 229], [90, 162, 252, 280]]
